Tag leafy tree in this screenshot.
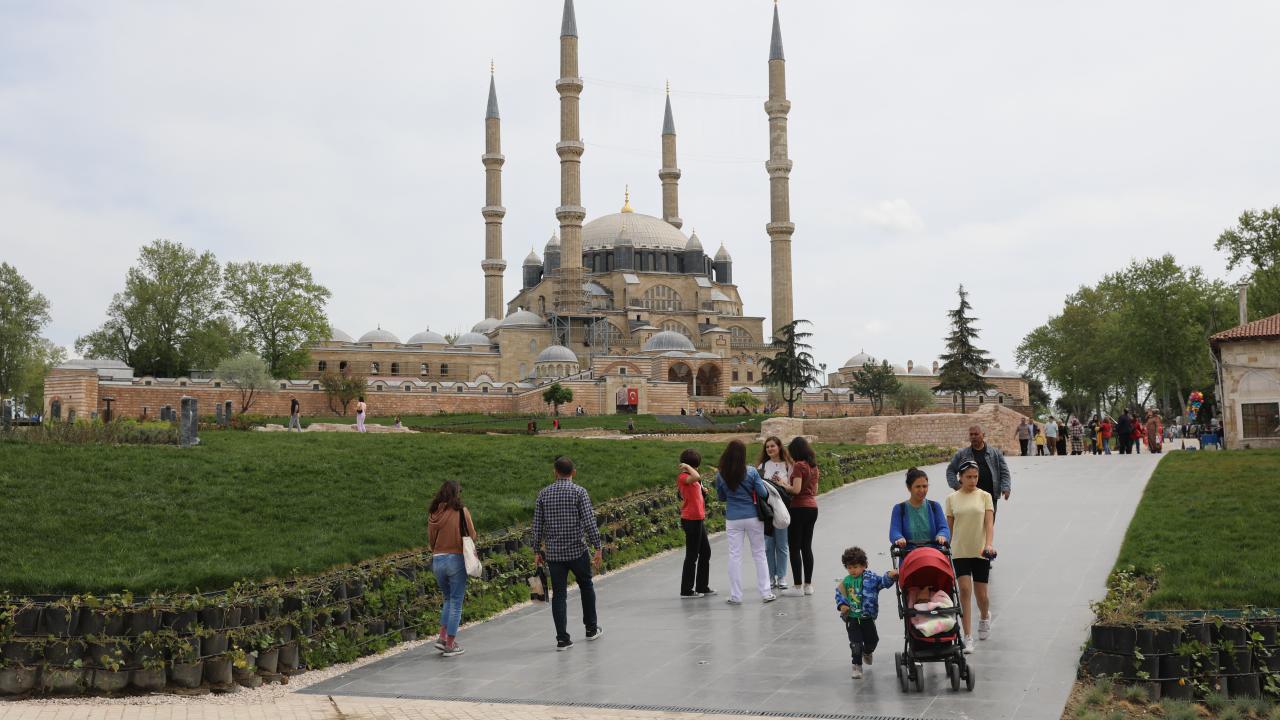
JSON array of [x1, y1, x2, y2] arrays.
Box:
[[19, 339, 67, 413], [76, 240, 232, 377], [935, 285, 993, 412], [542, 382, 573, 415], [1023, 373, 1052, 411], [1215, 206, 1280, 320], [215, 352, 273, 413], [0, 263, 51, 410], [759, 320, 818, 418], [890, 382, 934, 415], [321, 371, 365, 415], [848, 360, 900, 416], [223, 261, 332, 378], [725, 390, 762, 415]]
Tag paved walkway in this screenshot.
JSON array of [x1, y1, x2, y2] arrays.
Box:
[[304, 452, 1164, 720]]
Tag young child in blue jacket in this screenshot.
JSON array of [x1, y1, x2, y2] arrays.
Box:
[[834, 546, 897, 679]]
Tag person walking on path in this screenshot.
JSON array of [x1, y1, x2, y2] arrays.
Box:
[[1145, 411, 1163, 454], [1015, 418, 1031, 456], [1043, 417, 1058, 455], [288, 396, 302, 432], [946, 460, 997, 651], [1034, 425, 1047, 455], [945, 425, 1011, 519], [355, 396, 367, 433], [1116, 410, 1133, 454], [677, 449, 716, 599], [714, 439, 777, 605], [757, 436, 794, 590], [1100, 416, 1113, 454], [427, 480, 476, 657], [833, 546, 898, 679], [1056, 419, 1069, 456], [1069, 416, 1085, 455], [889, 467, 950, 551], [532, 456, 604, 650], [785, 437, 821, 595]]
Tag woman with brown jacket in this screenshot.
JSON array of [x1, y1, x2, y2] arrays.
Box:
[[428, 480, 477, 657]]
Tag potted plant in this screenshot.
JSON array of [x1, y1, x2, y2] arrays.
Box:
[[89, 644, 130, 693], [278, 639, 300, 673], [0, 658, 38, 695], [127, 594, 166, 637], [0, 596, 40, 637], [163, 593, 201, 633], [45, 634, 86, 666], [131, 651, 167, 692], [198, 623, 228, 657], [198, 593, 229, 631], [229, 647, 258, 686], [252, 628, 279, 674], [203, 652, 233, 686], [41, 658, 87, 695], [42, 596, 83, 637], [166, 633, 203, 689]]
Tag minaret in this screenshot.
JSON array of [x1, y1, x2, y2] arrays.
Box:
[[765, 2, 795, 338], [554, 0, 587, 314], [659, 82, 682, 229], [480, 63, 507, 321]]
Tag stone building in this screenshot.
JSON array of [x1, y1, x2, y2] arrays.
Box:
[[1211, 311, 1280, 449], [825, 351, 1033, 415]]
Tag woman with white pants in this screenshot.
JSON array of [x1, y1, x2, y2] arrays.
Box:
[[714, 439, 777, 605]]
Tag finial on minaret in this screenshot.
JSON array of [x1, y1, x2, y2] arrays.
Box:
[[561, 0, 578, 38], [621, 185, 634, 213], [770, 1, 785, 61], [663, 86, 676, 136], [486, 65, 500, 119]]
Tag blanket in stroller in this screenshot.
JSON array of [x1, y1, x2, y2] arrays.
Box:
[[909, 589, 956, 637]]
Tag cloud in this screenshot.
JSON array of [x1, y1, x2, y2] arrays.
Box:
[[856, 199, 925, 234]]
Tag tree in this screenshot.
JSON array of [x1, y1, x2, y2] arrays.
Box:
[[224, 261, 332, 378], [890, 382, 934, 415], [848, 360, 900, 415], [725, 390, 762, 415], [542, 382, 573, 415], [321, 371, 365, 415], [1023, 373, 1052, 411], [1215, 206, 1280, 320], [0, 263, 52, 410], [18, 339, 66, 413], [759, 320, 818, 418], [215, 352, 272, 413], [76, 240, 232, 377], [935, 285, 993, 412]]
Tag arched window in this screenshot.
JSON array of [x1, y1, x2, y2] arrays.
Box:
[[318, 360, 327, 371], [640, 285, 683, 311], [600, 322, 625, 347], [339, 361, 348, 371], [420, 363, 428, 375], [370, 362, 380, 375], [390, 362, 400, 375], [729, 326, 753, 348], [660, 320, 691, 337]]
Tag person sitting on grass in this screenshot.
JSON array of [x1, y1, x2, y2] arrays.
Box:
[[833, 546, 897, 680]]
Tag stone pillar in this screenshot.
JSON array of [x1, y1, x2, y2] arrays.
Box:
[[554, 0, 588, 314], [180, 396, 199, 447], [481, 68, 508, 321], [765, 4, 795, 340], [224, 401, 234, 425]]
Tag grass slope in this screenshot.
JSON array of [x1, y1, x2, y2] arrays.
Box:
[[1113, 449, 1280, 609], [0, 432, 922, 595]]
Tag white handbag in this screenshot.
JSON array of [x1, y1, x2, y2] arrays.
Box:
[[460, 508, 482, 578], [765, 483, 791, 529]]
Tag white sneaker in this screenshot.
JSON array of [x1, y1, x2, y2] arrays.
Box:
[[850, 666, 863, 679], [978, 616, 991, 640], [762, 593, 778, 603], [803, 584, 815, 596], [776, 578, 790, 589], [963, 636, 975, 654]]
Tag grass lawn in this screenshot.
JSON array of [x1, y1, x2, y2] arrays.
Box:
[[0, 431, 927, 595], [1113, 449, 1280, 609], [262, 412, 765, 433]]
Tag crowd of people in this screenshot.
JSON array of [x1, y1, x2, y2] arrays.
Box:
[[1015, 409, 1166, 456], [422, 424, 1014, 680]]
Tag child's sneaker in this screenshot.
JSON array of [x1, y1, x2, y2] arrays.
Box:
[[863, 652, 873, 666], [850, 665, 863, 679]]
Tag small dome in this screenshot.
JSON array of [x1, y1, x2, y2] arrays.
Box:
[[714, 243, 732, 262], [407, 329, 448, 345], [329, 327, 354, 343], [498, 309, 549, 329], [642, 330, 697, 353], [536, 345, 578, 364], [842, 351, 876, 368], [453, 332, 492, 347], [471, 318, 500, 333], [685, 231, 703, 252], [891, 364, 908, 374], [910, 363, 933, 375], [523, 248, 542, 266], [359, 328, 401, 344], [545, 232, 560, 250]]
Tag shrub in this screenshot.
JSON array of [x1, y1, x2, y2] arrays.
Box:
[[0, 419, 178, 445], [229, 414, 270, 431]]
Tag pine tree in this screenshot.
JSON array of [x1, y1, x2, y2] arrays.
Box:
[[759, 320, 818, 417], [935, 285, 994, 412]]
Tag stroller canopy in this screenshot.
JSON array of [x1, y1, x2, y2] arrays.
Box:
[[899, 547, 956, 593]]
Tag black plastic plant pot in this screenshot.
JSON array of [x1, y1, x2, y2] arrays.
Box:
[[1160, 678, 1194, 700], [1227, 673, 1260, 698], [1085, 651, 1126, 677], [314, 612, 330, 630], [1221, 649, 1252, 674], [0, 666, 39, 695], [45, 639, 86, 666], [296, 617, 314, 636], [201, 631, 229, 657], [332, 582, 349, 601], [163, 610, 197, 633], [78, 612, 106, 637], [278, 641, 299, 672], [283, 596, 304, 614], [198, 607, 226, 630], [334, 607, 352, 625], [256, 647, 279, 674], [168, 662, 203, 689], [1159, 654, 1190, 678], [127, 609, 162, 637], [86, 640, 133, 669], [1264, 653, 1280, 672], [11, 606, 40, 635], [91, 669, 130, 693], [1182, 622, 1212, 644], [1124, 654, 1160, 680], [103, 614, 126, 637], [42, 607, 81, 637], [1136, 628, 1157, 655], [203, 656, 233, 685], [348, 581, 365, 598], [1218, 624, 1249, 646], [1091, 625, 1135, 654], [2, 641, 44, 666], [1126, 680, 1161, 702], [133, 641, 162, 670], [400, 628, 418, 642], [278, 624, 295, 643], [224, 606, 243, 629], [41, 667, 87, 695], [130, 668, 167, 692], [1154, 628, 1181, 654], [366, 620, 386, 636], [1252, 621, 1278, 645]]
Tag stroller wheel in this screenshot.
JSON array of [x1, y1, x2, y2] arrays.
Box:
[[947, 661, 960, 691], [913, 665, 924, 693], [895, 653, 909, 693], [965, 664, 976, 692]]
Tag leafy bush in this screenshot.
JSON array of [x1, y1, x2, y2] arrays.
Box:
[[1, 419, 178, 445], [229, 413, 270, 431]]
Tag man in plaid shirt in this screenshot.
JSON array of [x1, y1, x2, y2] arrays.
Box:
[[533, 456, 604, 650]]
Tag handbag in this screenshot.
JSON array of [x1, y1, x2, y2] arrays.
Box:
[[765, 483, 791, 529], [459, 508, 482, 578]]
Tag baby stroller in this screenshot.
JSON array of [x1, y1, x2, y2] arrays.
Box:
[[891, 543, 974, 692]]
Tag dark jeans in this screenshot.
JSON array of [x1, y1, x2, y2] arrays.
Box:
[[548, 552, 597, 643], [1018, 439, 1029, 456], [788, 506, 819, 584], [680, 519, 712, 594], [845, 617, 880, 665]]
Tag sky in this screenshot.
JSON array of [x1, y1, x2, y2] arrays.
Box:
[[3, 1, 1279, 377]]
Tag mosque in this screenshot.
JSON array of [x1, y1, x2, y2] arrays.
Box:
[[304, 0, 795, 405]]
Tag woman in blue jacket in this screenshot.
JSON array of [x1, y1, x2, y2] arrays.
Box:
[[715, 439, 777, 605], [889, 467, 950, 550]]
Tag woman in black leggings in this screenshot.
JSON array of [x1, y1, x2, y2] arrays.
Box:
[[784, 437, 820, 595]]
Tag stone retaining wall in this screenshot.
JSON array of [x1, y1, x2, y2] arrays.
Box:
[[759, 404, 1026, 454]]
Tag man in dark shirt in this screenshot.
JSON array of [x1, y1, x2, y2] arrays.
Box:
[[533, 456, 604, 650], [946, 425, 1012, 517]]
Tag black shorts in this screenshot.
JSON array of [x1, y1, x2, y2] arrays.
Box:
[[953, 557, 991, 583]]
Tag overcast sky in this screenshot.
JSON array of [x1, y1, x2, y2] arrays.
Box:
[[3, 1, 1278, 376]]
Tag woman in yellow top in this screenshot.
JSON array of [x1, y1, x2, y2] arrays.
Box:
[[945, 459, 996, 653]]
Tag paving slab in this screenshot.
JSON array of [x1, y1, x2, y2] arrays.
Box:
[[303, 452, 1164, 719]]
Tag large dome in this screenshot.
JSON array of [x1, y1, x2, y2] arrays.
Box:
[[642, 330, 697, 353], [359, 328, 401, 344], [471, 318, 500, 334], [498, 309, 548, 329], [842, 351, 876, 369], [407, 329, 447, 345], [582, 212, 688, 251], [329, 327, 353, 343]]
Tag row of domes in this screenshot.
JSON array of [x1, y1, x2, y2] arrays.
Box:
[[841, 351, 1023, 378], [328, 310, 552, 346]]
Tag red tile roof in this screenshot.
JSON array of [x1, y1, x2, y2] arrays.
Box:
[[1210, 312, 1280, 345]]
